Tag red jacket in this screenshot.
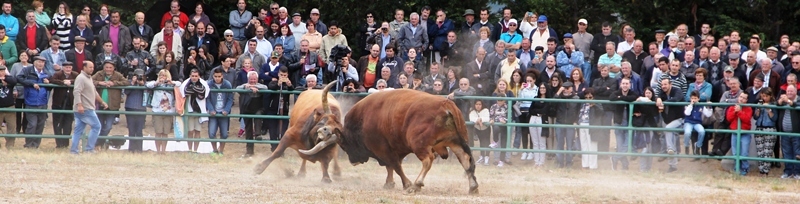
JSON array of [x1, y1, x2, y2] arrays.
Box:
[[726, 105, 753, 130]]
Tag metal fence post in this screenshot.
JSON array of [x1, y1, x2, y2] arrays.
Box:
[[735, 118, 742, 175], [627, 103, 633, 153], [505, 98, 513, 153]]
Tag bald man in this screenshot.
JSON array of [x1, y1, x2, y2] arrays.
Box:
[[129, 12, 154, 50]]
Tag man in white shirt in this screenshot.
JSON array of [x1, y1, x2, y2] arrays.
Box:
[[741, 35, 768, 62], [288, 13, 306, 48], [616, 27, 635, 55], [252, 26, 273, 60]]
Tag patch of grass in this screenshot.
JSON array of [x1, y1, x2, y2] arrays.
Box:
[[715, 184, 733, 191], [771, 185, 786, 192]]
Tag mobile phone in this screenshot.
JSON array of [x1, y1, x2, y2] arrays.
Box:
[[527, 12, 533, 16]]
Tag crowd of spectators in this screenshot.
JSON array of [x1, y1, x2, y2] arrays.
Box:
[[0, 1, 798, 178]]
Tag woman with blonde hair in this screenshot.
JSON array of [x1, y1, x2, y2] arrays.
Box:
[[145, 69, 182, 153]]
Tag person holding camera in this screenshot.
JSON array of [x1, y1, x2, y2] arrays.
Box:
[[0, 65, 17, 148], [327, 49, 359, 91], [367, 22, 397, 60], [124, 69, 147, 153], [126, 36, 155, 79], [49, 61, 79, 148], [264, 67, 293, 152]]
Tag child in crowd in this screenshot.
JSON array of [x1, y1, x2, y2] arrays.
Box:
[[683, 90, 712, 155]]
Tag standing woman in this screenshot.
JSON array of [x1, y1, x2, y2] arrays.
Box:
[[181, 21, 197, 59], [301, 21, 323, 52], [753, 88, 778, 176], [195, 46, 214, 77], [189, 3, 211, 27], [490, 79, 515, 167], [32, 0, 50, 28], [90, 4, 109, 35], [545, 72, 563, 154], [266, 21, 280, 44], [10, 52, 31, 136], [516, 71, 539, 161], [273, 24, 295, 55], [569, 69, 587, 97], [146, 69, 181, 154], [205, 23, 219, 44], [218, 29, 242, 59], [469, 100, 491, 165], [508, 69, 523, 151], [52, 2, 73, 51]]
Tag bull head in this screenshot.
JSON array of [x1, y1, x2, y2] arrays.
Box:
[[300, 80, 342, 155]]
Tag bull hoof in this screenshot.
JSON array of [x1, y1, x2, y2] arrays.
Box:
[[403, 184, 422, 195], [253, 164, 268, 175], [383, 182, 395, 189], [296, 172, 306, 178], [469, 187, 479, 195], [321, 177, 332, 183]]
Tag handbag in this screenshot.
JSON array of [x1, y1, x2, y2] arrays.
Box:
[[700, 106, 715, 126], [174, 117, 185, 139]]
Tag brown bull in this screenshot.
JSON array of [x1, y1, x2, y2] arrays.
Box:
[[300, 89, 479, 195], [253, 81, 343, 183]]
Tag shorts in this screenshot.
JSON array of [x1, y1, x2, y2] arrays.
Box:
[[186, 116, 203, 132], [153, 115, 173, 134]]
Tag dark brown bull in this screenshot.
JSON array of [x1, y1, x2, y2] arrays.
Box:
[[300, 89, 479, 195], [253, 81, 343, 183]]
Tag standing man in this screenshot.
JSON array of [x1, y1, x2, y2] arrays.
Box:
[[18, 56, 51, 149], [229, 0, 252, 41], [91, 61, 126, 149], [161, 0, 188, 29], [252, 26, 273, 61], [236, 71, 269, 158], [69, 15, 94, 53], [207, 68, 233, 155], [124, 69, 147, 153], [389, 9, 407, 37], [320, 21, 348, 62], [288, 13, 306, 48], [65, 37, 93, 73], [777, 85, 800, 179], [459, 9, 480, 46], [0, 25, 17, 67], [126, 36, 155, 79], [150, 21, 183, 61], [0, 66, 17, 148], [573, 19, 593, 70], [40, 36, 66, 76], [50, 61, 78, 148], [178, 69, 210, 153], [309, 8, 327, 35], [0, 3, 19, 41], [129, 12, 154, 50], [428, 9, 454, 63], [397, 13, 428, 59], [17, 11, 48, 57], [97, 11, 132, 57], [71, 61, 107, 154]]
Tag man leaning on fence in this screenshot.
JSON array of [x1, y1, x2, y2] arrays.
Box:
[[237, 71, 269, 158], [18, 56, 50, 149], [50, 61, 78, 148], [92, 61, 127, 149], [0, 65, 17, 148], [71, 61, 107, 154]]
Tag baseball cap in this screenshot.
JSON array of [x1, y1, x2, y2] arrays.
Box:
[[578, 19, 587, 25], [537, 15, 548, 23], [724, 66, 735, 72], [506, 19, 517, 26], [563, 33, 573, 39], [310, 8, 320, 14], [271, 51, 281, 58]]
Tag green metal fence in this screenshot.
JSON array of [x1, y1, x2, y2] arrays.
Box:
[[3, 84, 800, 174]]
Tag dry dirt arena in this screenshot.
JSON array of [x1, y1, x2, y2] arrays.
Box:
[[1, 110, 800, 203]]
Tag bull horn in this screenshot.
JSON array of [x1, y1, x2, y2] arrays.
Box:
[[322, 80, 338, 114], [299, 134, 338, 155]]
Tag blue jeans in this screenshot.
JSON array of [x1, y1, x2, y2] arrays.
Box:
[[71, 110, 102, 153], [614, 122, 630, 168], [781, 136, 800, 175], [556, 123, 575, 167], [731, 133, 752, 174], [208, 117, 230, 139], [581, 62, 592, 85], [683, 122, 706, 148]]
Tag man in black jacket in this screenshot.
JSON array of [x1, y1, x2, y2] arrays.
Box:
[[609, 77, 638, 170], [656, 78, 684, 173], [264, 67, 293, 152], [16, 11, 48, 57], [49, 62, 78, 148], [589, 22, 620, 81], [592, 64, 620, 156], [0, 66, 17, 148], [555, 81, 579, 168], [236, 71, 268, 158]]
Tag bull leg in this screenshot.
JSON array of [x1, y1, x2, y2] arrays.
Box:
[[296, 159, 307, 178], [332, 149, 342, 178], [392, 161, 413, 190], [406, 149, 435, 195], [383, 166, 395, 189], [253, 141, 290, 175], [449, 141, 480, 195]]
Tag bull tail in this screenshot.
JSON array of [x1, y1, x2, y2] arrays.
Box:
[[322, 80, 338, 114], [444, 108, 477, 180]]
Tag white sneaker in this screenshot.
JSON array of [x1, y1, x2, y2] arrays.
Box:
[[526, 152, 534, 160], [781, 174, 792, 179], [497, 161, 504, 167], [475, 156, 484, 164], [483, 158, 490, 166], [520, 152, 528, 160]]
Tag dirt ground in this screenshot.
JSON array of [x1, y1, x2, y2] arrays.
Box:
[[1, 103, 800, 203]]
